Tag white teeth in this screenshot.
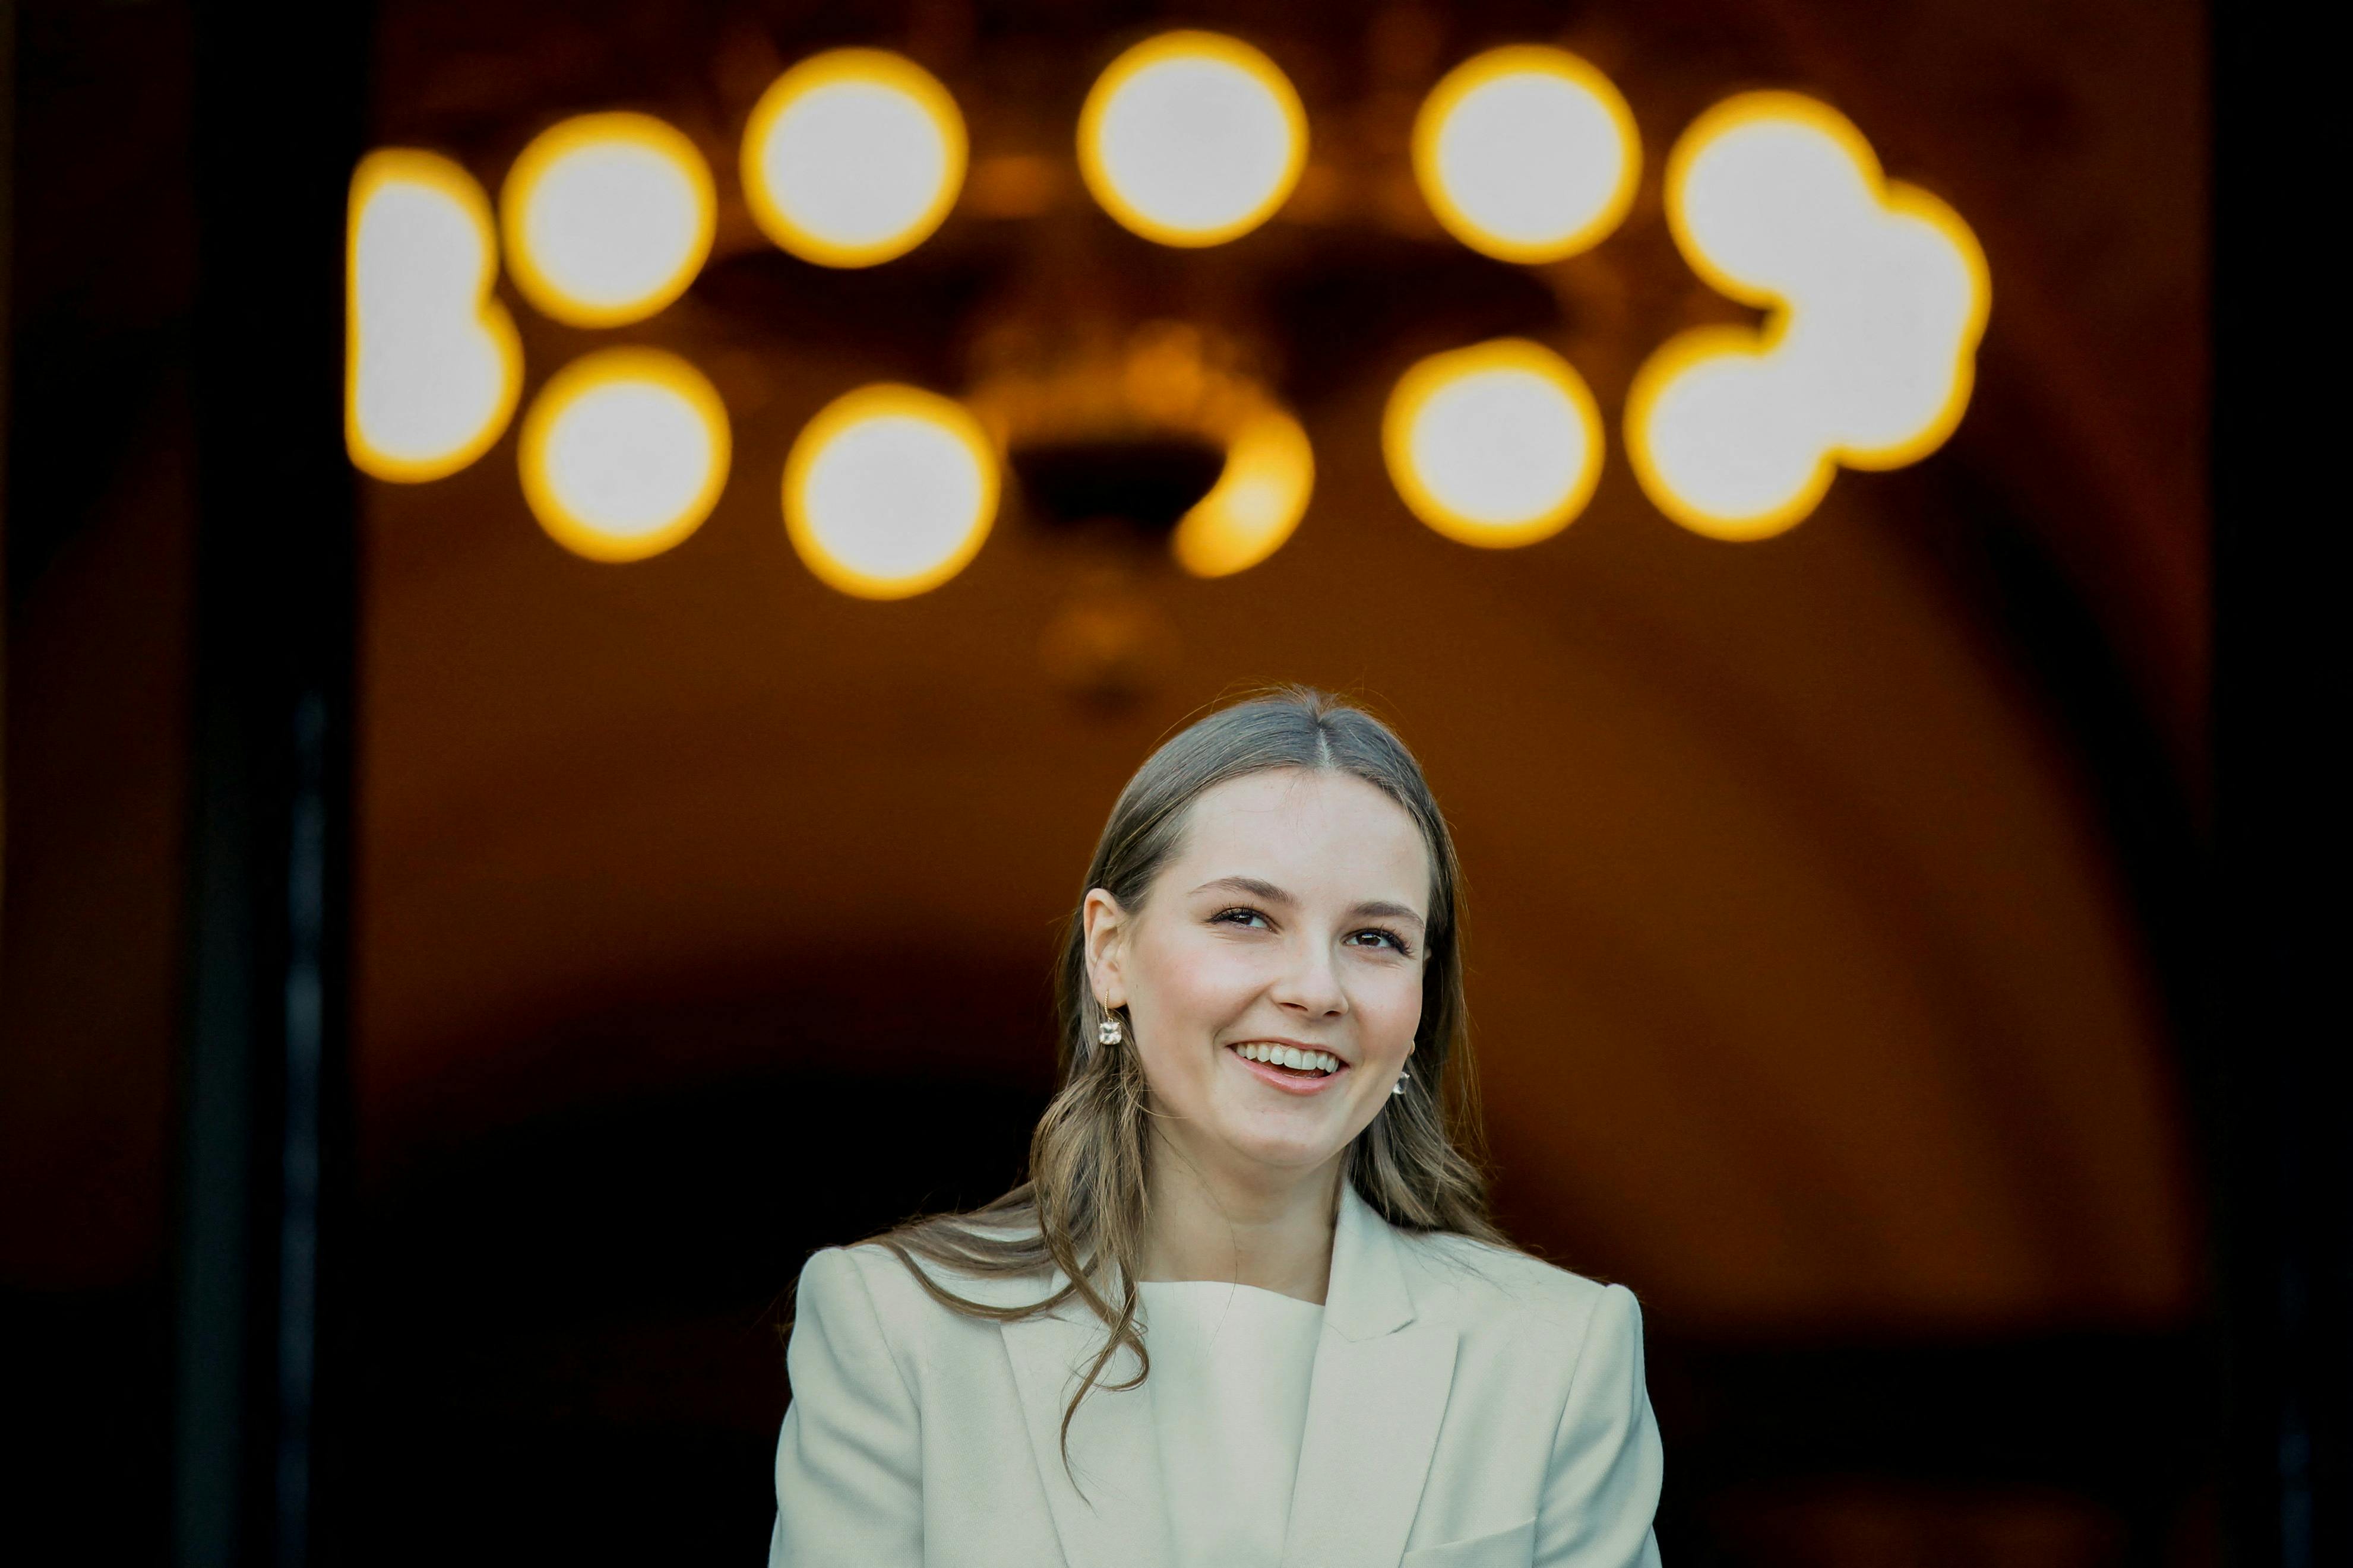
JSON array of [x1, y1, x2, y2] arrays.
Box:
[[1234, 1043, 1340, 1075]]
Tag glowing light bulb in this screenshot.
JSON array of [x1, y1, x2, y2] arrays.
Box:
[[1383, 339, 1602, 547], [1626, 91, 1989, 541], [346, 149, 521, 482], [1172, 405, 1315, 578], [1079, 31, 1306, 247], [518, 348, 730, 562], [743, 49, 967, 267], [501, 112, 714, 327], [1413, 46, 1639, 264], [784, 385, 997, 598]]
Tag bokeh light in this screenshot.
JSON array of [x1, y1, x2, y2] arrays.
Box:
[[1383, 338, 1602, 547], [501, 112, 714, 327], [1413, 46, 1639, 264], [1079, 31, 1306, 247], [742, 49, 967, 268], [346, 149, 521, 483], [1626, 91, 1990, 541], [518, 348, 730, 562], [1172, 405, 1315, 578], [784, 385, 997, 598]]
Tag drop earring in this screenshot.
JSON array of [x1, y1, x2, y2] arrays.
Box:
[[1393, 1069, 1410, 1097], [1098, 1016, 1124, 1047]]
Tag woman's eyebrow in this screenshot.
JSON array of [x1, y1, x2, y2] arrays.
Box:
[[1351, 900, 1427, 929], [1193, 875, 1293, 904]]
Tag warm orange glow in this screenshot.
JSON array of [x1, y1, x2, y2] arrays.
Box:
[[1079, 31, 1307, 247], [1172, 404, 1315, 578], [1383, 338, 1602, 547], [501, 112, 714, 328], [518, 348, 730, 562], [1413, 46, 1639, 264], [346, 150, 522, 483], [742, 49, 967, 268], [1626, 92, 1990, 540], [783, 385, 997, 598]]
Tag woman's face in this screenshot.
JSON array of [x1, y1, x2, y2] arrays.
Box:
[[1084, 766, 1433, 1185]]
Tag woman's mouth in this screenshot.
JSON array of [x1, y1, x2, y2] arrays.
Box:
[[1227, 1041, 1348, 1095]]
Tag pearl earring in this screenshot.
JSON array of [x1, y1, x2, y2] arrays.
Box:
[[1098, 1016, 1124, 1046], [1393, 1069, 1410, 1097]]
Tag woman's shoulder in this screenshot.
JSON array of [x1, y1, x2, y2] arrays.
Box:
[[808, 1217, 1064, 1325], [1391, 1224, 1637, 1335]]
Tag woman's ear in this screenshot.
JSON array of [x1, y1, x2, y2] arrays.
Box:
[[1081, 888, 1128, 1010]]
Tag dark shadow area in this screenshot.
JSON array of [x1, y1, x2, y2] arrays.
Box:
[[1650, 1333, 2215, 1564], [352, 1070, 1048, 1566], [0, 1284, 177, 1566]]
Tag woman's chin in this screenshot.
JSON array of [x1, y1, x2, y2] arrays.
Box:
[[1212, 1117, 1350, 1174]]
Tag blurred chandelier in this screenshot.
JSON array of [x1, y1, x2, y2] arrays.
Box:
[[346, 29, 1988, 595]]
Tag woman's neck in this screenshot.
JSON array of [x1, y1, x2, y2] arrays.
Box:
[[1136, 1142, 1343, 1304]]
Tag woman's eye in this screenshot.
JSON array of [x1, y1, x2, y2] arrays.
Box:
[[1350, 928, 1410, 955], [1213, 907, 1270, 929]]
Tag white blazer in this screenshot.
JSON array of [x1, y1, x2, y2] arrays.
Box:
[[768, 1179, 1665, 1568]]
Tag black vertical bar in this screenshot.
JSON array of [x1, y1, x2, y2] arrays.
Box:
[[172, 6, 371, 1567], [276, 690, 331, 1568], [2210, 12, 2347, 1568], [1, 0, 13, 829]]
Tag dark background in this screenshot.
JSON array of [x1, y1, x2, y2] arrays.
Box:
[[7, 2, 2317, 1566]]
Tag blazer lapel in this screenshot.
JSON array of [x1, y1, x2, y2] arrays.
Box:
[[1279, 1182, 1459, 1568], [999, 1265, 1175, 1568]]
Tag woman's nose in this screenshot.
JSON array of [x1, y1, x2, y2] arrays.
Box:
[[1270, 936, 1347, 1016]]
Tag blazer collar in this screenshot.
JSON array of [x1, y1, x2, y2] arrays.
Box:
[[1321, 1174, 1418, 1340], [998, 1180, 1459, 1568], [1279, 1181, 1459, 1567]]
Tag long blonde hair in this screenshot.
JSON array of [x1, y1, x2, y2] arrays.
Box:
[[801, 686, 1525, 1490]]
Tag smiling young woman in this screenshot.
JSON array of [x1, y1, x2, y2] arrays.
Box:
[[768, 688, 1663, 1568]]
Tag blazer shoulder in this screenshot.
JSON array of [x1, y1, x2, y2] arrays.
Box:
[[825, 1231, 1062, 1326], [1397, 1227, 1631, 1333]]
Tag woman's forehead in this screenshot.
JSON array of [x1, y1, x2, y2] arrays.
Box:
[[1168, 768, 1431, 891]]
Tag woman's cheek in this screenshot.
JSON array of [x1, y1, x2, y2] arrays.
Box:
[[1129, 930, 1223, 1044], [1368, 971, 1424, 1056], [1167, 933, 1264, 1023]]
